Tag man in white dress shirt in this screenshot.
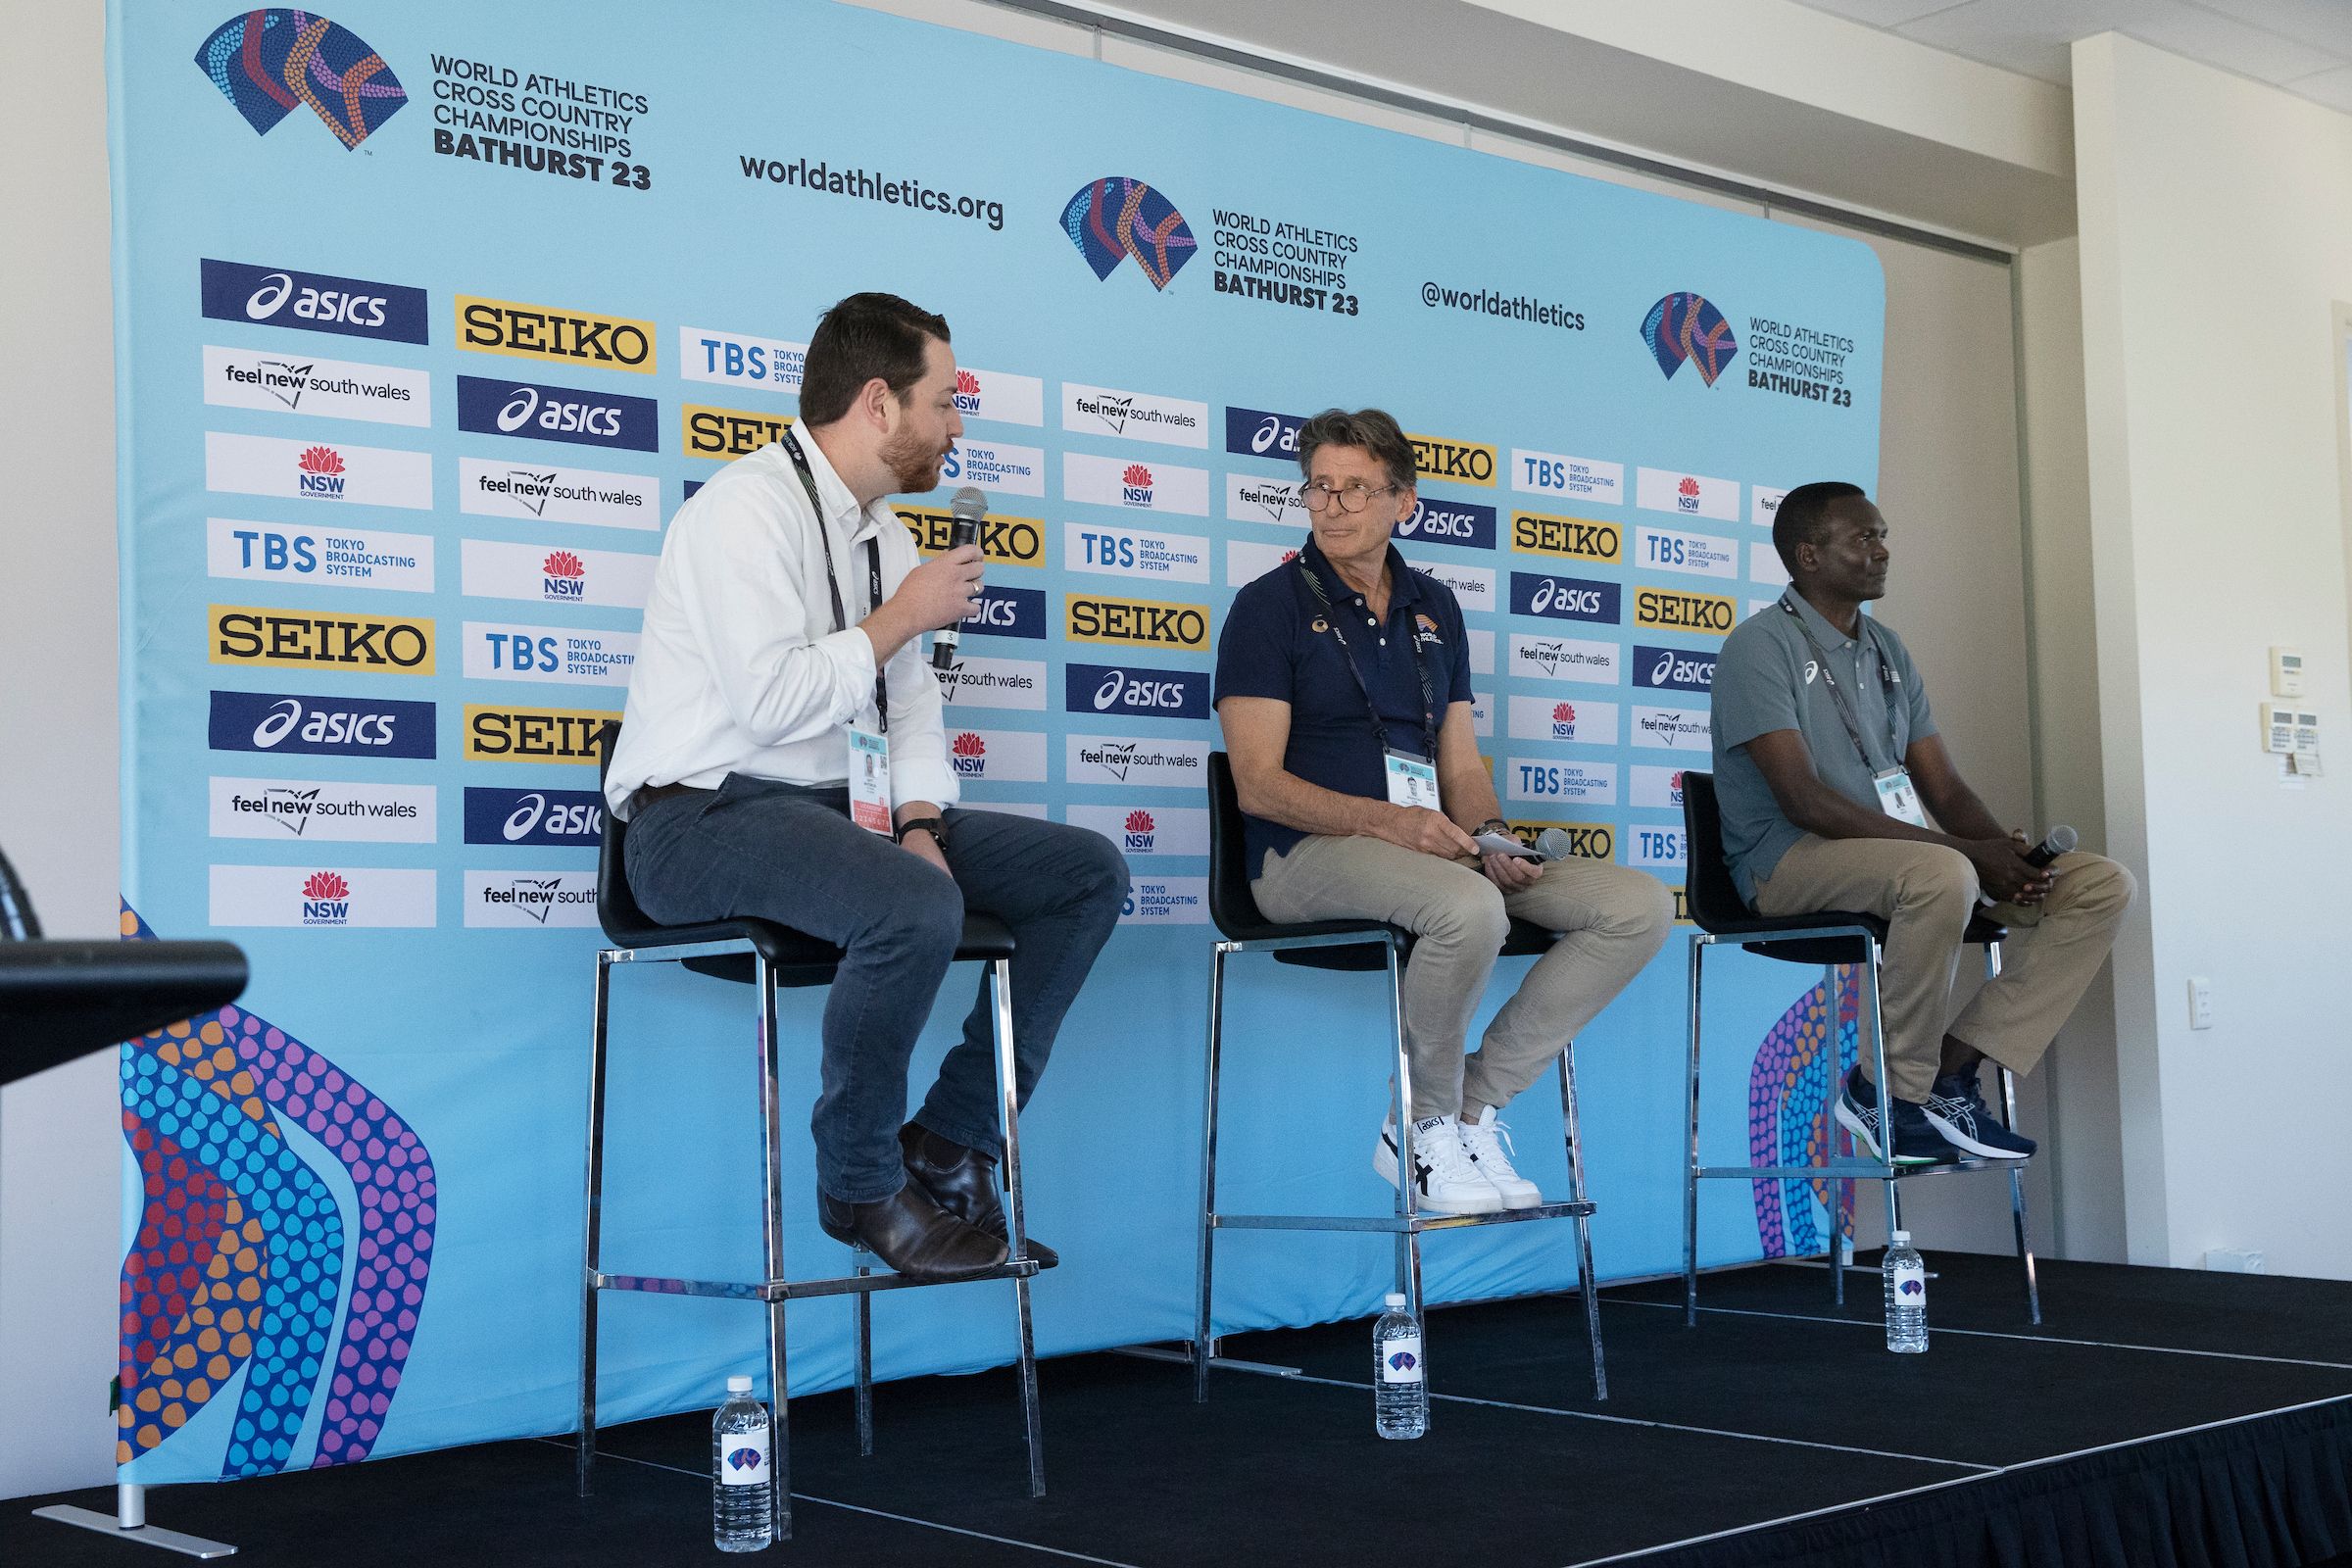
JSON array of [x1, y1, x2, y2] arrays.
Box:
[[607, 293, 1126, 1281]]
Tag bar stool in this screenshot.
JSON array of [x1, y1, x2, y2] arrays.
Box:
[[1677, 770, 2039, 1327], [1193, 752, 1608, 1402], [577, 724, 1046, 1540]]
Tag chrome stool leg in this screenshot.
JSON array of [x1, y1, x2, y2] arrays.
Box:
[[1682, 935, 1705, 1326], [1999, 1064, 2042, 1324], [854, 1262, 874, 1457], [1558, 1041, 1606, 1399], [754, 960, 792, 1541], [1194, 944, 1228, 1403], [992, 958, 1045, 1499], [1386, 939, 1424, 1328], [577, 951, 614, 1499], [1825, 960, 1846, 1309]]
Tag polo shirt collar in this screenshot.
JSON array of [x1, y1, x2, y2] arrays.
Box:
[[1298, 537, 1422, 611], [1781, 588, 1862, 650]]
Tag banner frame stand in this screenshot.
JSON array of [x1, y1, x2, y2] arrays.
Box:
[[31, 1483, 239, 1558]]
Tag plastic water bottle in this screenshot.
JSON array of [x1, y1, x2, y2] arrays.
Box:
[[1884, 1231, 1928, 1353], [712, 1374, 774, 1551], [1374, 1292, 1428, 1438]]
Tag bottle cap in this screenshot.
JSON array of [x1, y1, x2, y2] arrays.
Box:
[[726, 1374, 753, 1394], [1384, 1292, 1406, 1307], [1890, 1230, 1911, 1245]]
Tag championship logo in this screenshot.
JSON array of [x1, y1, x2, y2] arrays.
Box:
[[194, 11, 406, 149], [1060, 176, 1198, 290], [1640, 293, 1740, 386]]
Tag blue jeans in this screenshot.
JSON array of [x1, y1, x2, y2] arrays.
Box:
[[624, 775, 1129, 1202]]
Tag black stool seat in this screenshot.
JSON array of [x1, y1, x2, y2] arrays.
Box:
[[679, 913, 1017, 987]]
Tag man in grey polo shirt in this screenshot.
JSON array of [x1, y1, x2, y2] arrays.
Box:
[[1709, 482, 2135, 1164]]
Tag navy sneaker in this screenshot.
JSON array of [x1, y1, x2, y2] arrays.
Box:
[[1835, 1066, 1959, 1166], [1924, 1069, 2037, 1160]]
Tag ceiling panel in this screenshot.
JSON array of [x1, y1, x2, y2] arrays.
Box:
[[1789, 0, 2352, 109]]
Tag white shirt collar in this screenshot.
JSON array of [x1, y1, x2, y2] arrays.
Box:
[[786, 429, 879, 542]]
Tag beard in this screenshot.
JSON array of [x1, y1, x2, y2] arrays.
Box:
[[880, 424, 946, 493]]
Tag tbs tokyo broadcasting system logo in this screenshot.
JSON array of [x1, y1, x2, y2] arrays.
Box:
[[1060, 177, 1198, 290], [1641, 293, 1739, 386], [195, 12, 406, 150]]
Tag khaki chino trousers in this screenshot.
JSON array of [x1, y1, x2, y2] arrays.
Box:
[[1254, 836, 1674, 1122], [1752, 836, 2136, 1103]]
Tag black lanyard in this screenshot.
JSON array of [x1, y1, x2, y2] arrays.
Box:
[[1778, 594, 1899, 772], [1298, 554, 1439, 759], [780, 429, 889, 735]]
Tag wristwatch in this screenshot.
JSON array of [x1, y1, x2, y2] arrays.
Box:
[[894, 815, 949, 848], [1474, 818, 1510, 839]]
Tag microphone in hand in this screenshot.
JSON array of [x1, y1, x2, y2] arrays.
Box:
[[929, 486, 989, 670], [2021, 824, 2077, 869]]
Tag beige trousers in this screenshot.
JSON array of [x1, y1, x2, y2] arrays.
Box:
[[1752, 836, 2136, 1102], [1254, 836, 1674, 1120]]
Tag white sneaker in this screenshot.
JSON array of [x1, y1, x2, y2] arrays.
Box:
[[1457, 1106, 1545, 1209], [1374, 1114, 1504, 1215]]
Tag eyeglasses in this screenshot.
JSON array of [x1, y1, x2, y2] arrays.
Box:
[[1299, 479, 1404, 514]]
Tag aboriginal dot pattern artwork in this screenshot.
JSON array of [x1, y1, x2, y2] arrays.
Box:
[[1745, 967, 1859, 1258], [117, 903, 436, 1475]]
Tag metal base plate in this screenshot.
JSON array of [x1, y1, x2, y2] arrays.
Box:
[[32, 1506, 237, 1557]]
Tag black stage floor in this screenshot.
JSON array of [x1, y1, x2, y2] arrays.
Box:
[[11, 1252, 2351, 1567]]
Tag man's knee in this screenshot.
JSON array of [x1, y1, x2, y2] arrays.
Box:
[[2063, 856, 2137, 920], [866, 869, 964, 958], [1616, 872, 1678, 952], [1422, 877, 1510, 953], [1072, 826, 1131, 914], [1896, 845, 1980, 918]]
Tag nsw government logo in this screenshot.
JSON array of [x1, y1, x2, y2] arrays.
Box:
[[1060, 176, 1198, 290], [951, 731, 988, 777], [1123, 809, 1156, 852], [299, 445, 345, 497], [300, 871, 352, 926], [194, 12, 406, 149], [1640, 292, 1740, 386]]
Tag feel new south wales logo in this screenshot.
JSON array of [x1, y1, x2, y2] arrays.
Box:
[[1060, 176, 1198, 290], [195, 10, 407, 150]]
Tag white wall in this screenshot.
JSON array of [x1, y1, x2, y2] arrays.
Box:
[[2073, 33, 2352, 1277], [0, 0, 126, 1501]]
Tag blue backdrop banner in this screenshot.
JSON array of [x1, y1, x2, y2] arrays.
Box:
[[111, 0, 1884, 1481]]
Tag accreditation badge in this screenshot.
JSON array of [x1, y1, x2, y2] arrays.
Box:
[[1873, 766, 1929, 827], [1384, 748, 1442, 810], [848, 725, 892, 835]]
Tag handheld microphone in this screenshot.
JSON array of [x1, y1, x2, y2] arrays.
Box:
[[1534, 827, 1573, 861], [930, 486, 989, 671], [2022, 824, 2077, 869]]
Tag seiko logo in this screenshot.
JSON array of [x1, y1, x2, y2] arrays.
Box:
[[246, 271, 388, 328], [458, 297, 656, 370], [1635, 587, 1736, 634]]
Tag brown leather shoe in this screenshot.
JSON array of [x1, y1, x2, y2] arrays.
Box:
[[816, 1181, 1006, 1283], [900, 1123, 1060, 1269]]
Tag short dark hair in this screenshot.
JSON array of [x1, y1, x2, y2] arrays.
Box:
[[800, 292, 951, 427], [1297, 408, 1416, 492], [1772, 481, 1867, 572]]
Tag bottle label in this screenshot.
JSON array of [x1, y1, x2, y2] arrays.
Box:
[[1890, 1260, 1927, 1307], [1380, 1334, 1424, 1384], [719, 1423, 771, 1487]]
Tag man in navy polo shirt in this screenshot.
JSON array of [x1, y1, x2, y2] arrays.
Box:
[[1214, 409, 1673, 1214]]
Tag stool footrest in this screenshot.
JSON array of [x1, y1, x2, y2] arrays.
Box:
[[1696, 1157, 2020, 1182], [1213, 1199, 1595, 1234], [591, 1258, 1044, 1302]]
